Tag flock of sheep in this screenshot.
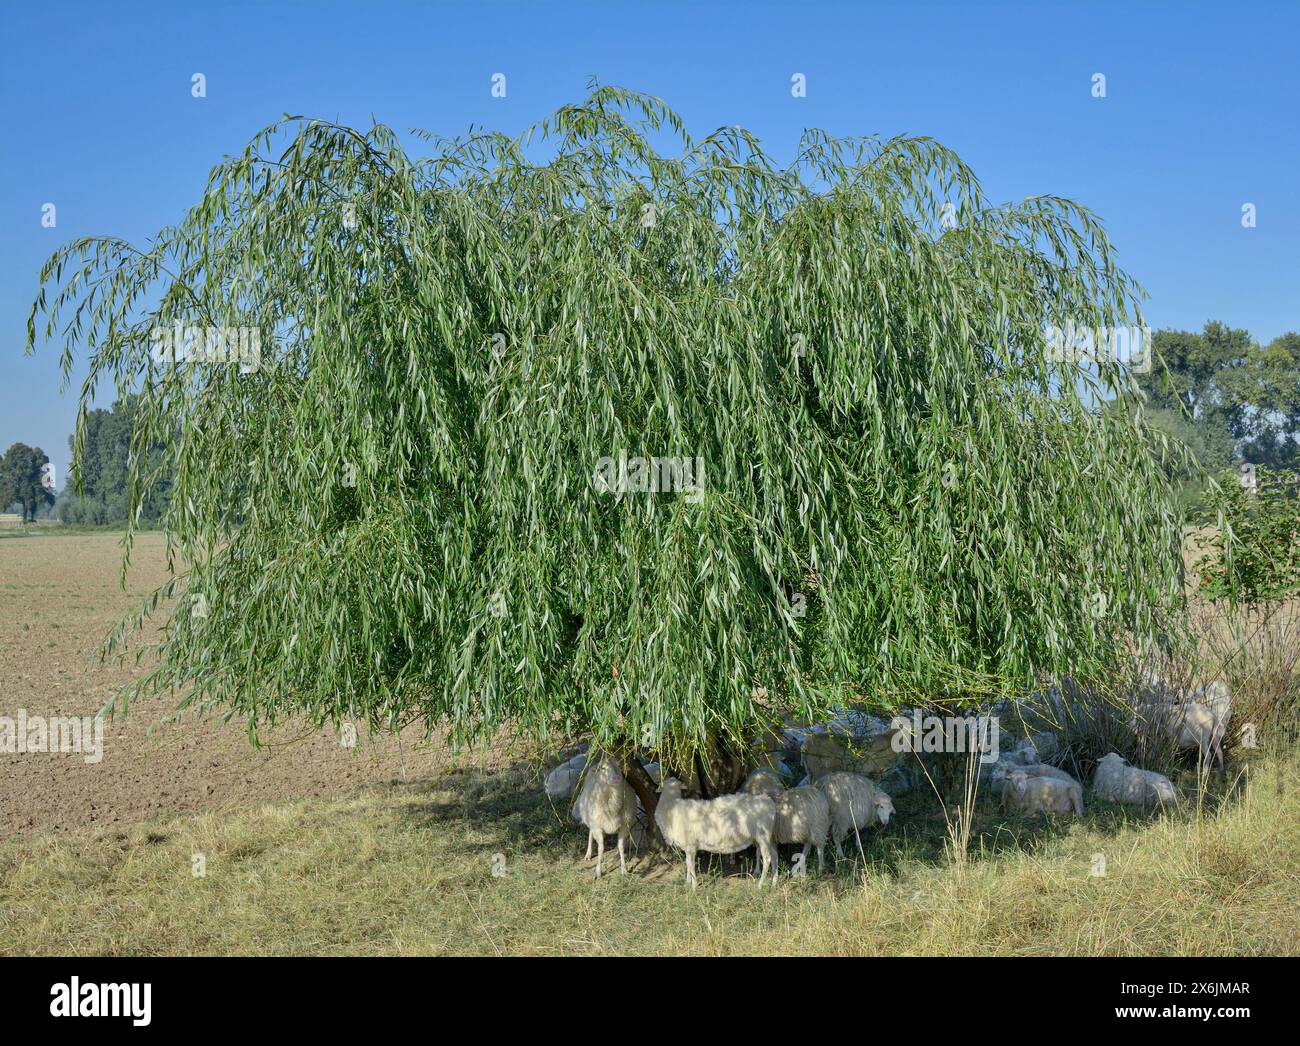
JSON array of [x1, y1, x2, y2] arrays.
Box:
[[565, 760, 893, 885], [545, 676, 1235, 886]]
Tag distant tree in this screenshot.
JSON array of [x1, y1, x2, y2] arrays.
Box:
[[1141, 323, 1300, 474], [1238, 332, 1300, 469], [0, 442, 55, 521], [53, 395, 172, 525]]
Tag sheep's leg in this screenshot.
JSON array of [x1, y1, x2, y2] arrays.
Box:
[[834, 833, 846, 860], [594, 832, 605, 879], [686, 848, 697, 888], [801, 842, 811, 876], [816, 843, 824, 875], [584, 831, 594, 861], [617, 831, 627, 874]]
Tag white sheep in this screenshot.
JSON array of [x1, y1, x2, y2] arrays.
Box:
[[990, 761, 1079, 798], [570, 757, 638, 877], [815, 772, 894, 858], [1092, 752, 1177, 806], [654, 778, 778, 888], [800, 731, 856, 781], [1003, 738, 1041, 766], [1191, 681, 1233, 730], [1002, 769, 1083, 815], [1028, 731, 1060, 763], [1156, 701, 1226, 769], [772, 785, 830, 876], [545, 752, 589, 799], [741, 767, 785, 797]]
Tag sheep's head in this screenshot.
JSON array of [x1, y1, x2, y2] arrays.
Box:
[[1009, 770, 1029, 797], [875, 795, 895, 825], [659, 778, 684, 800], [1099, 752, 1128, 769]]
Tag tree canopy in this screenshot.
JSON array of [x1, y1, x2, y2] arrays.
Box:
[[0, 442, 54, 521], [27, 85, 1192, 775], [53, 394, 172, 525], [1138, 322, 1300, 474]]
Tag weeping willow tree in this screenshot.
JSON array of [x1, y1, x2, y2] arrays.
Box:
[[28, 84, 1191, 808]]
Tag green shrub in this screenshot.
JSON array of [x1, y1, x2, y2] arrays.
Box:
[[1197, 468, 1300, 604]]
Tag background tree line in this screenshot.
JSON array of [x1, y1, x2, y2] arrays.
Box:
[[1, 395, 171, 524], [1137, 322, 1300, 477]]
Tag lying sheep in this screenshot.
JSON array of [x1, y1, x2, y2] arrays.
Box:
[[1002, 769, 1083, 816], [654, 778, 778, 888], [990, 762, 1079, 799], [1092, 752, 1177, 806], [752, 723, 787, 773], [741, 767, 785, 797], [815, 772, 894, 858], [1002, 738, 1042, 766], [772, 785, 830, 875], [570, 757, 638, 877], [545, 752, 589, 800]]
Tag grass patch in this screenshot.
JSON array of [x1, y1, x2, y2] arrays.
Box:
[[3, 755, 1298, 956]]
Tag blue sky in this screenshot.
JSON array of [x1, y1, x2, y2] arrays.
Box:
[[2, 0, 1297, 484]]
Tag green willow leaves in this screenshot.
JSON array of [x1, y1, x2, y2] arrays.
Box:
[[27, 86, 1192, 767]]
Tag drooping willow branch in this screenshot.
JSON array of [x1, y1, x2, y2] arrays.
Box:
[[27, 84, 1193, 770]]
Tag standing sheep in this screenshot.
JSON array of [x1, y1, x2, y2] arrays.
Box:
[[1003, 770, 1083, 815], [1092, 752, 1177, 806], [1161, 701, 1226, 770], [1192, 680, 1232, 722], [654, 778, 778, 888], [570, 757, 638, 877], [741, 767, 785, 797], [772, 785, 830, 876], [815, 772, 894, 858]]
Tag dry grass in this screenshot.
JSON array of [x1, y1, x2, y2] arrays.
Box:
[[2, 530, 1296, 956], [3, 754, 1298, 956]]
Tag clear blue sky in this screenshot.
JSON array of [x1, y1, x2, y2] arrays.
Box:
[[3, 0, 1297, 485]]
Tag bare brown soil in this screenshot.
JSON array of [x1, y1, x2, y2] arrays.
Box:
[[0, 532, 505, 837]]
